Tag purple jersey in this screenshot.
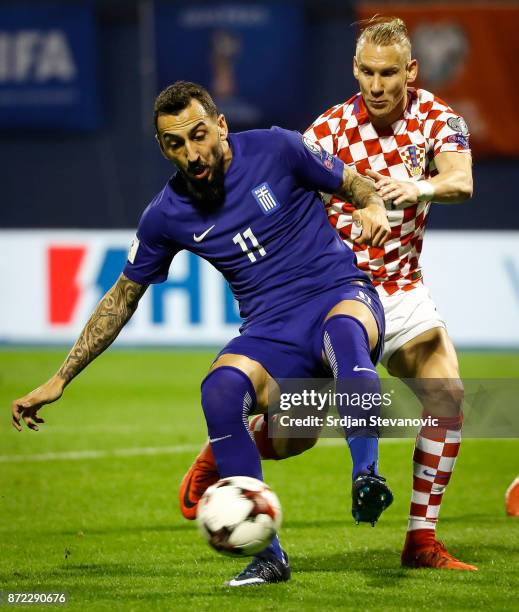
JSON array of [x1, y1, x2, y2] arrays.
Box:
[[123, 127, 369, 322]]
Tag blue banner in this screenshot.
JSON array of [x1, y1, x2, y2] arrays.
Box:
[[155, 3, 306, 129], [0, 5, 99, 129]]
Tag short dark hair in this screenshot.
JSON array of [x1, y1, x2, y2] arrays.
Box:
[[153, 81, 218, 131]]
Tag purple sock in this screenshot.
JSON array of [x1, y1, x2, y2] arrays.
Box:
[[201, 366, 283, 560], [322, 314, 381, 479], [348, 436, 379, 479]]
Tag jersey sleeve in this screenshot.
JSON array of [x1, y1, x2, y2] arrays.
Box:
[[303, 105, 342, 156], [123, 189, 180, 285], [425, 101, 471, 157], [272, 126, 344, 193]]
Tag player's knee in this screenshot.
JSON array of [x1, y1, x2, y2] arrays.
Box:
[[201, 366, 256, 426], [418, 378, 464, 414]]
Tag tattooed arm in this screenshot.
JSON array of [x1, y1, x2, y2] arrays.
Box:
[[11, 274, 147, 431], [57, 274, 147, 384], [336, 165, 385, 210], [333, 165, 391, 247]]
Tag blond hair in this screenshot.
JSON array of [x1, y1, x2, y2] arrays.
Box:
[[355, 16, 411, 61]]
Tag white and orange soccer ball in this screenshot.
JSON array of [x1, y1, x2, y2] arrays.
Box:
[[196, 476, 282, 556]]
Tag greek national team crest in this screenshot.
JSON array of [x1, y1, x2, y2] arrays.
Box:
[[399, 144, 426, 177], [251, 183, 281, 216]]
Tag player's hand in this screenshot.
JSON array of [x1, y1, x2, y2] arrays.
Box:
[[365, 169, 420, 206], [11, 375, 65, 432], [353, 204, 391, 247]]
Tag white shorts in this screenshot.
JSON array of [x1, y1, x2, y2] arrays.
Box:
[[379, 283, 446, 369]]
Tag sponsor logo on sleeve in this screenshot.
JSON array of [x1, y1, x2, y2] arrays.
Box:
[[447, 133, 470, 149], [322, 151, 336, 170], [447, 116, 469, 136]]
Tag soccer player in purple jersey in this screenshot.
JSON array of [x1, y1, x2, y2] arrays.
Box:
[[12, 81, 392, 586]]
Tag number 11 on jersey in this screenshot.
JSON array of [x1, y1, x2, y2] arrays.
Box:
[[233, 227, 266, 263]]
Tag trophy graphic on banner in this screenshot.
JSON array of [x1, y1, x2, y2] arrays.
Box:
[[211, 30, 240, 100], [210, 28, 259, 126]]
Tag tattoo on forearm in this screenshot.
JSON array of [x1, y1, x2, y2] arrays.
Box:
[[57, 275, 147, 384], [339, 168, 383, 209], [350, 174, 383, 209]]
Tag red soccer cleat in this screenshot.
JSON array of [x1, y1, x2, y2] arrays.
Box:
[[401, 531, 478, 571], [506, 476, 519, 517], [179, 441, 219, 520]]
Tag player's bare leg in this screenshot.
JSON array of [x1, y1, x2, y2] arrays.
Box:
[[388, 326, 477, 570]]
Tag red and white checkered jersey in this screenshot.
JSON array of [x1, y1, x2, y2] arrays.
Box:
[[305, 88, 471, 296]]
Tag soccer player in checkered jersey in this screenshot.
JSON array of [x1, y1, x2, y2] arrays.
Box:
[[302, 16, 476, 570]]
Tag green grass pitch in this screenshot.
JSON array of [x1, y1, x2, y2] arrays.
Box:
[[0, 350, 518, 610]]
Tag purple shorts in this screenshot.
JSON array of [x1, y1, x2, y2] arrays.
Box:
[[218, 281, 385, 380]]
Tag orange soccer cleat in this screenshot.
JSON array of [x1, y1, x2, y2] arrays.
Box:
[[401, 531, 478, 571], [505, 476, 519, 517], [179, 441, 220, 520]]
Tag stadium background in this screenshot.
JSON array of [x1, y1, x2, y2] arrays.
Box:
[[1, 1, 518, 609], [1, 0, 519, 346]]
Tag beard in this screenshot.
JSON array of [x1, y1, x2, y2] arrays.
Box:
[[178, 146, 226, 210]]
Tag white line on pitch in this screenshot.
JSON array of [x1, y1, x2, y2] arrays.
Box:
[[0, 438, 409, 464], [0, 444, 201, 464]]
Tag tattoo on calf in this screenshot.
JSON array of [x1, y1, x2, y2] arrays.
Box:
[[57, 275, 147, 384]]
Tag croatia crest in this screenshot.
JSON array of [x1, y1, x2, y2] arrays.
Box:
[[399, 144, 426, 177]]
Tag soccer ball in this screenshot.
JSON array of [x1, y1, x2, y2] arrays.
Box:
[[196, 476, 282, 556]]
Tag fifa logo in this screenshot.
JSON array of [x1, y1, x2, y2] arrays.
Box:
[[0, 30, 76, 82]]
